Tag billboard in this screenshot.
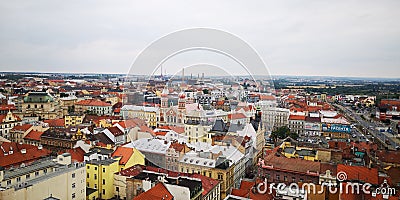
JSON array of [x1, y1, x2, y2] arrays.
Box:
[[305, 122, 321, 131], [322, 123, 351, 133]]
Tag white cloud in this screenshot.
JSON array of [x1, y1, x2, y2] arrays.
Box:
[[0, 0, 399, 77]]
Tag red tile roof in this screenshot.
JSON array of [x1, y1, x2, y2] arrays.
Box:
[[288, 115, 306, 121], [0, 104, 17, 111], [44, 118, 65, 127], [24, 130, 44, 141], [375, 150, 400, 164], [158, 125, 184, 134], [134, 182, 173, 200], [119, 165, 220, 197], [228, 113, 247, 120], [191, 173, 220, 196], [261, 154, 321, 175], [11, 124, 33, 132], [112, 146, 133, 165], [108, 126, 124, 136], [260, 95, 276, 101], [169, 142, 186, 153], [59, 147, 85, 162], [155, 131, 167, 136], [0, 142, 51, 168], [139, 125, 155, 135], [337, 164, 378, 185], [230, 179, 274, 200], [75, 99, 111, 107]]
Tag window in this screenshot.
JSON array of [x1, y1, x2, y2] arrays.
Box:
[[87, 173, 89, 178], [87, 166, 90, 169], [44, 169, 47, 173], [7, 180, 11, 186], [26, 174, 30, 179], [292, 177, 296, 183], [276, 175, 280, 180], [72, 173, 75, 178], [94, 167, 97, 170], [17, 177, 21, 182], [116, 187, 119, 192], [94, 174, 97, 180], [300, 178, 304, 182], [103, 168, 105, 173], [218, 173, 223, 180], [102, 179, 105, 185], [94, 184, 97, 189], [35, 171, 39, 177], [284, 176, 287, 181], [102, 189, 105, 195], [72, 193, 75, 199], [72, 183, 76, 188]]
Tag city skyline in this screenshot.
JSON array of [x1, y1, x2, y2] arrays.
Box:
[[1, 1, 400, 78]]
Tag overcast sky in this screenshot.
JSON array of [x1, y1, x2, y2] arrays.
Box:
[[0, 1, 400, 78]]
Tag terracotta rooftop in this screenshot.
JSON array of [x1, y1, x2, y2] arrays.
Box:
[[375, 150, 400, 164], [337, 164, 379, 185], [44, 118, 65, 127], [24, 130, 44, 141], [261, 154, 321, 175], [289, 115, 306, 121], [59, 147, 85, 162], [11, 124, 33, 132], [228, 113, 247, 120], [112, 146, 134, 165], [75, 99, 111, 107], [0, 142, 51, 168], [108, 126, 124, 136], [134, 182, 173, 200], [0, 104, 17, 111], [139, 125, 155, 135]]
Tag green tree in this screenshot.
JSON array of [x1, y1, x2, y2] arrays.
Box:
[[270, 126, 298, 145]]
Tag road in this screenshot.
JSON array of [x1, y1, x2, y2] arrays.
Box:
[[333, 103, 399, 150]]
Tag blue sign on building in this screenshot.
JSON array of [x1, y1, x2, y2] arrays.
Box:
[[322, 124, 351, 133]]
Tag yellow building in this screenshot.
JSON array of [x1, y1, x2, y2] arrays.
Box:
[[111, 146, 145, 171], [64, 114, 85, 127], [0, 111, 22, 140], [20, 92, 64, 120], [184, 122, 212, 143], [179, 154, 234, 199], [0, 153, 86, 200], [120, 105, 159, 127], [281, 142, 317, 161], [86, 158, 120, 200]]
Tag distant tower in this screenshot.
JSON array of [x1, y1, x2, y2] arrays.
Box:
[[161, 88, 169, 108], [178, 92, 186, 110], [178, 92, 186, 124], [160, 88, 169, 124]]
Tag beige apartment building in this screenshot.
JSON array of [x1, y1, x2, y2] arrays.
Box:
[[0, 153, 86, 200]]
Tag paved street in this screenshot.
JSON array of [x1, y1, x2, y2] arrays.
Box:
[[333, 103, 400, 150]]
